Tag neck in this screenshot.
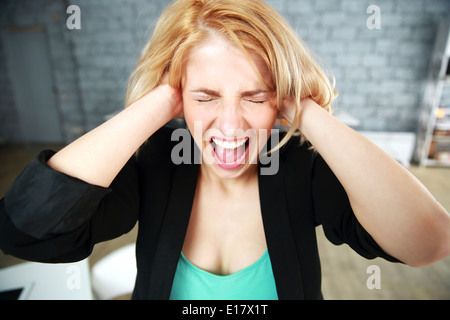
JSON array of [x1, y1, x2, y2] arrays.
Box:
[[199, 163, 259, 195]]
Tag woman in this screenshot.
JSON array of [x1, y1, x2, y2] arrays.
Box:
[[1, 0, 449, 300]]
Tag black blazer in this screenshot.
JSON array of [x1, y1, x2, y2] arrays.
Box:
[[0, 127, 398, 299]]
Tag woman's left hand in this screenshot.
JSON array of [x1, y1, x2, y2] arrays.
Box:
[[295, 96, 450, 267], [278, 96, 317, 131], [277, 97, 296, 125]]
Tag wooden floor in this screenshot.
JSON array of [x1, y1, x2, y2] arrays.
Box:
[[0, 143, 449, 299]]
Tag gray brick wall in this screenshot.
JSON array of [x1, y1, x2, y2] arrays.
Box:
[[0, 0, 84, 142], [274, 0, 450, 131], [0, 42, 17, 143], [66, 0, 168, 131], [1, 0, 449, 143]]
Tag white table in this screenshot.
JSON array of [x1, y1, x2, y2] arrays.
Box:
[[0, 259, 93, 300]]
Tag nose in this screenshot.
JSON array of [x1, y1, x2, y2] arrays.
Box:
[[216, 99, 244, 136]]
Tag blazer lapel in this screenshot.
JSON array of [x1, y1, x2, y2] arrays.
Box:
[[147, 161, 199, 299], [258, 152, 305, 299]]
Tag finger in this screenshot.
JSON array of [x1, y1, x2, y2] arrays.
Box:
[[276, 110, 285, 120], [160, 72, 169, 85], [175, 109, 184, 119]]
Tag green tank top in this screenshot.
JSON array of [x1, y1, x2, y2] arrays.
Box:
[[169, 249, 278, 300]]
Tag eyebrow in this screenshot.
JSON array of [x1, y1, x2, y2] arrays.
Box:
[[241, 89, 269, 97], [190, 89, 220, 96], [190, 88, 269, 97]]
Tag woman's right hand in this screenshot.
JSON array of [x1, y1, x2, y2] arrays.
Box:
[[156, 73, 184, 120], [158, 83, 184, 120], [47, 76, 184, 188], [132, 82, 183, 124]]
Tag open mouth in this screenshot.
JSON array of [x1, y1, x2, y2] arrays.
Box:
[[210, 136, 250, 170]]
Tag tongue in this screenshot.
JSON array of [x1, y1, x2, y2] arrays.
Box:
[[215, 143, 246, 164]]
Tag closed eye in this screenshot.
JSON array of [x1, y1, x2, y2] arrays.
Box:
[[242, 90, 270, 104], [245, 99, 265, 104], [196, 97, 216, 103]]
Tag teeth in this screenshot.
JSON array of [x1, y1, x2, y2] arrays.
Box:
[[212, 138, 247, 149]]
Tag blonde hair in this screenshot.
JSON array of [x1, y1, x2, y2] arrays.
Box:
[[125, 0, 337, 150]]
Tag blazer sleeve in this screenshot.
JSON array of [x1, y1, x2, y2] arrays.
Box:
[[0, 150, 139, 263], [311, 153, 400, 263]]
